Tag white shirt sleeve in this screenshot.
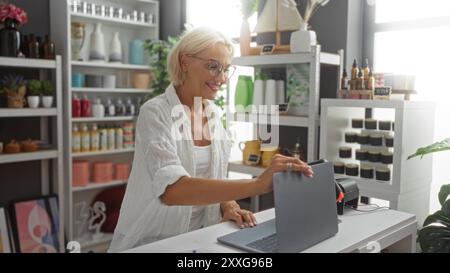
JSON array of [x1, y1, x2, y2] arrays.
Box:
[[137, 103, 190, 199]]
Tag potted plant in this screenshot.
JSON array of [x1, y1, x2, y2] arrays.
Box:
[[408, 139, 450, 252], [0, 74, 27, 108], [41, 80, 55, 108], [27, 79, 42, 108], [142, 36, 179, 103], [287, 0, 331, 53]]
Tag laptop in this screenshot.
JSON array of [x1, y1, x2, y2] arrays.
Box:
[[217, 161, 338, 253]]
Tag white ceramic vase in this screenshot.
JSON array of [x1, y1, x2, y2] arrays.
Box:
[[290, 24, 317, 53], [109, 32, 122, 63], [42, 96, 53, 108], [89, 23, 106, 62], [27, 96, 40, 108]]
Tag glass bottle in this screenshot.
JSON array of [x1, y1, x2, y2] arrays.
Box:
[[341, 69, 348, 90], [28, 34, 40, 59], [42, 35, 56, 60], [363, 59, 370, 80], [357, 69, 364, 90], [292, 137, 304, 161], [351, 59, 359, 80]]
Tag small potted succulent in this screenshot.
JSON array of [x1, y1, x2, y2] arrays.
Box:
[[0, 74, 27, 108], [41, 80, 55, 108], [27, 79, 42, 108]]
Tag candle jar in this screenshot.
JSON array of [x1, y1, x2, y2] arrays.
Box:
[[339, 147, 352, 158], [345, 164, 359, 177], [334, 162, 345, 174], [360, 166, 374, 179]]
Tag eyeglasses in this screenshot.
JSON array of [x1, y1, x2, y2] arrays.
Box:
[[187, 55, 236, 80]]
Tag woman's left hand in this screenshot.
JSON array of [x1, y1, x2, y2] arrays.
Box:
[[221, 201, 257, 229]]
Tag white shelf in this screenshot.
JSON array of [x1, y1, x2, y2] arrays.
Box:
[[232, 52, 341, 67], [228, 161, 264, 177], [72, 116, 136, 122], [72, 87, 153, 94], [72, 148, 135, 158], [229, 112, 311, 127], [72, 180, 127, 192], [71, 12, 157, 29], [0, 57, 57, 69], [0, 108, 57, 118], [0, 150, 59, 164], [71, 61, 149, 70], [321, 99, 436, 110]]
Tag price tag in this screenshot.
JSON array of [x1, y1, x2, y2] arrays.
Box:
[[260, 44, 275, 55]]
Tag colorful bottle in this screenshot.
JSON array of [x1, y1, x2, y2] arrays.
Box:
[[81, 124, 90, 152], [115, 124, 124, 150], [99, 125, 108, 151], [72, 125, 81, 153], [107, 125, 116, 150], [90, 123, 99, 151], [81, 94, 91, 117], [72, 94, 81, 118]]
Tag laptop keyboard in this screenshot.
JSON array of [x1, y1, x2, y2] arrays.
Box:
[[246, 233, 278, 253]]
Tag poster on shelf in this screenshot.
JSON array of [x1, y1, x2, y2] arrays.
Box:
[[9, 196, 60, 253]]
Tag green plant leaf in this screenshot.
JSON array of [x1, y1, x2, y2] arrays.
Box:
[[407, 138, 450, 160], [439, 184, 450, 208]]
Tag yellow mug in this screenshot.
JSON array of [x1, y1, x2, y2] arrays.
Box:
[[260, 146, 280, 168], [239, 140, 261, 166]]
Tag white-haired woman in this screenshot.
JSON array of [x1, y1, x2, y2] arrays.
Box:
[[109, 27, 313, 252]]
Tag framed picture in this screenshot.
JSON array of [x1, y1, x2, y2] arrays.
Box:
[[9, 195, 60, 253], [0, 207, 12, 253]]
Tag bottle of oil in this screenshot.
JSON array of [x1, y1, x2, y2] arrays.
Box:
[[351, 59, 359, 80], [341, 69, 348, 90], [363, 59, 370, 80], [357, 69, 364, 90], [367, 69, 375, 90]]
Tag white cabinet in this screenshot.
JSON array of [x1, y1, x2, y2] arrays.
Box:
[[50, 0, 159, 252], [0, 56, 64, 252], [320, 99, 435, 225]]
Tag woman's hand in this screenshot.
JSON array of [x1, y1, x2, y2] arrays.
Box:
[[221, 201, 257, 229], [256, 154, 313, 195]]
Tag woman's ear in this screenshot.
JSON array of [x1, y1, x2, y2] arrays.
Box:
[[180, 54, 189, 73]]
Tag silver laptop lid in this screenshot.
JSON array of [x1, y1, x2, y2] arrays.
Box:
[[273, 161, 338, 253]]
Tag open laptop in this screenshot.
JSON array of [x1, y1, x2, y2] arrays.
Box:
[[217, 161, 338, 253]]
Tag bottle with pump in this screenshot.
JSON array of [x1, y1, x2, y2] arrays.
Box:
[[81, 94, 91, 117], [72, 94, 81, 118], [92, 97, 105, 118], [81, 123, 90, 152], [126, 97, 135, 116], [116, 98, 126, 116], [105, 97, 115, 117], [72, 125, 81, 153], [90, 123, 100, 151]]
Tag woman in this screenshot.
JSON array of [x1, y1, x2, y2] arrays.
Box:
[[109, 27, 313, 252]]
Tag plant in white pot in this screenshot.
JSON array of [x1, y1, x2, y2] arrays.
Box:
[[41, 80, 55, 108], [285, 0, 330, 53], [26, 79, 41, 108]]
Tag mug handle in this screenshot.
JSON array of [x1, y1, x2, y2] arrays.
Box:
[[239, 142, 245, 152]]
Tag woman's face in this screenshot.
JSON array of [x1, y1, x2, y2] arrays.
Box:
[[181, 43, 232, 100]]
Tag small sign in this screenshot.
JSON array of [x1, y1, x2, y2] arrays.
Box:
[[374, 87, 392, 100], [260, 44, 275, 55]]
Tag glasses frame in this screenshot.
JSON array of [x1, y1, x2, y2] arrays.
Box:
[[187, 55, 236, 80]]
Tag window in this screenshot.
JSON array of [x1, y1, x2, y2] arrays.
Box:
[[368, 0, 450, 213]]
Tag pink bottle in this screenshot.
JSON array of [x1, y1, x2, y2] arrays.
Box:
[[81, 94, 91, 117], [72, 94, 81, 118]]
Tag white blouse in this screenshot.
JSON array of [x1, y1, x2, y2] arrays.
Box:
[[109, 84, 232, 252], [188, 145, 212, 232]]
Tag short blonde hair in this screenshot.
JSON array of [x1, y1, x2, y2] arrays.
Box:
[[167, 27, 234, 87]]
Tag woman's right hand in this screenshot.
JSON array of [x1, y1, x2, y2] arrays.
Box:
[[255, 154, 313, 195]]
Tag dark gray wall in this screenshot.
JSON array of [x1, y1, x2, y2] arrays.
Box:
[[159, 0, 186, 40], [9, 0, 50, 38]]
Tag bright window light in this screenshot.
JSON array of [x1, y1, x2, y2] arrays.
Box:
[[376, 0, 450, 23]]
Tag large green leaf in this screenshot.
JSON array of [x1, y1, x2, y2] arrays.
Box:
[[408, 138, 450, 160], [418, 222, 450, 253], [438, 184, 450, 207]]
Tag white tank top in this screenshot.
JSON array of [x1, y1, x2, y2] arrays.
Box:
[[188, 144, 212, 232]]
